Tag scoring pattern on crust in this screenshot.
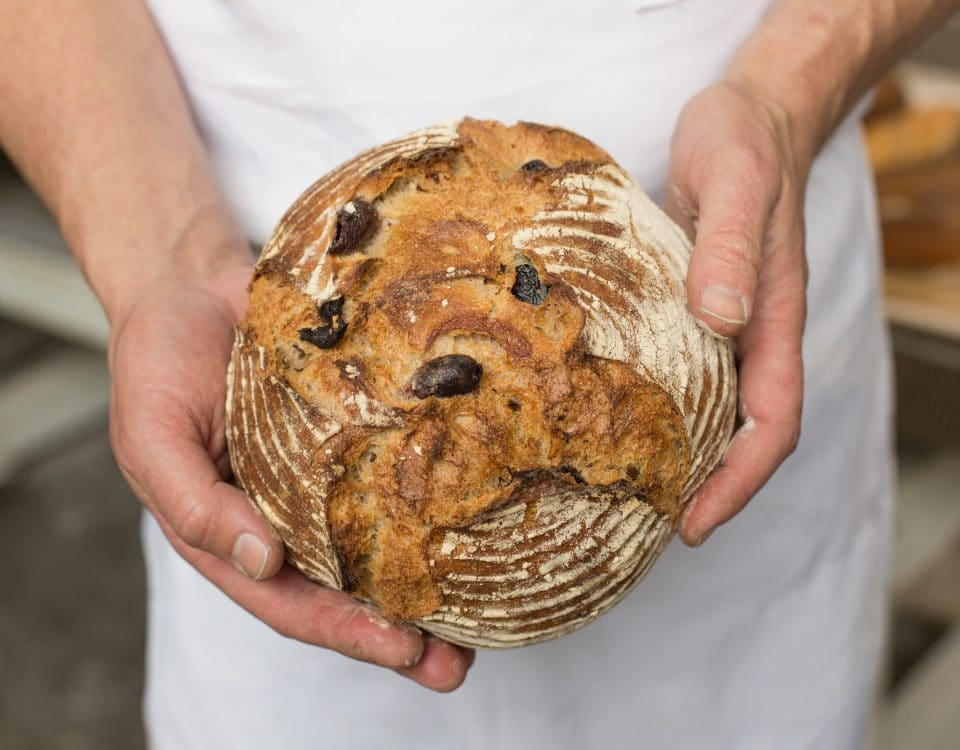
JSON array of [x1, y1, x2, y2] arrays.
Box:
[[419, 478, 674, 647], [511, 163, 736, 498]]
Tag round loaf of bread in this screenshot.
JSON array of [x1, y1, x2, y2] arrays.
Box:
[[225, 118, 736, 648]]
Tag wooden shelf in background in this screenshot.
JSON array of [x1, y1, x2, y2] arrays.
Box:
[[885, 262, 960, 342]]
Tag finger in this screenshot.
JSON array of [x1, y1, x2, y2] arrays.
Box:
[[395, 635, 475, 692], [682, 152, 779, 338], [152, 456, 475, 687], [678, 407, 798, 547], [155, 514, 428, 671], [679, 211, 805, 546], [116, 400, 284, 580]]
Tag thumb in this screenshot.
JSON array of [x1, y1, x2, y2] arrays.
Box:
[[679, 163, 776, 338], [114, 408, 285, 581]]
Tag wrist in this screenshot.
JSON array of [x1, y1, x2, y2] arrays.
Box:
[[78, 200, 254, 327], [718, 70, 820, 183], [722, 1, 875, 173]]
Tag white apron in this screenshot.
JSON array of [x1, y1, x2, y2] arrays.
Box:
[[142, 2, 894, 748]]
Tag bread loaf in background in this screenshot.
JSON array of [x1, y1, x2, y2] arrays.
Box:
[[225, 119, 737, 648], [866, 107, 960, 176]]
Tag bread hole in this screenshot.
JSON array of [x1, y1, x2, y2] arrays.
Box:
[[350, 259, 383, 294], [348, 552, 374, 594], [520, 159, 550, 173], [559, 465, 586, 484], [446, 151, 470, 178], [358, 175, 431, 261], [277, 340, 311, 372], [532, 311, 569, 342], [428, 331, 508, 362], [453, 413, 482, 432], [355, 436, 390, 483], [376, 174, 418, 204], [506, 398, 521, 412], [483, 466, 513, 489]]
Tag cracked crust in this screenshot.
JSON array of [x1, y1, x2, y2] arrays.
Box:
[[225, 118, 736, 647]]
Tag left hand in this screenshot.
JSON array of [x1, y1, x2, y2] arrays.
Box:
[[108, 257, 474, 691], [664, 80, 810, 546]]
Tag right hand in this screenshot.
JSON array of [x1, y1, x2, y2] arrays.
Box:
[[108, 256, 474, 691], [664, 80, 808, 547]]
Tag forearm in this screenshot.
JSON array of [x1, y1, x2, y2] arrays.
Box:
[[0, 0, 248, 323], [727, 0, 960, 169]]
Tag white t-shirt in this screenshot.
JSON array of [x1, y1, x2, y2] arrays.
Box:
[[142, 2, 892, 748]]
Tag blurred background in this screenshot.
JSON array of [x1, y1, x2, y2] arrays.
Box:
[[1, 20, 960, 750]]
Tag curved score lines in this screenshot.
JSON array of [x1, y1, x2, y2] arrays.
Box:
[[259, 122, 463, 303], [226, 330, 344, 588], [418, 485, 674, 648], [511, 163, 736, 501]]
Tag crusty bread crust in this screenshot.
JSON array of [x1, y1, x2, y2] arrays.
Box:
[[225, 119, 736, 647]]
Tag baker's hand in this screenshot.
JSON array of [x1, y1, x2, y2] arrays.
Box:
[[664, 80, 809, 547], [107, 258, 473, 691]]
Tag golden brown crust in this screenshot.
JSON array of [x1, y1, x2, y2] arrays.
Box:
[[226, 118, 736, 645]]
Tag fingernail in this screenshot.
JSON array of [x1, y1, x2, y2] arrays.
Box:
[[405, 638, 426, 668], [232, 533, 270, 580], [700, 284, 746, 325], [693, 528, 714, 547]]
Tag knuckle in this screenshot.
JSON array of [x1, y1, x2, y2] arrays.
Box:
[[725, 142, 760, 171], [109, 427, 147, 498], [111, 437, 135, 480], [324, 603, 376, 662], [780, 419, 802, 459], [722, 143, 770, 184], [783, 422, 800, 458], [108, 414, 135, 474], [706, 227, 762, 278], [732, 141, 779, 183], [172, 494, 217, 551], [108, 401, 157, 483]]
